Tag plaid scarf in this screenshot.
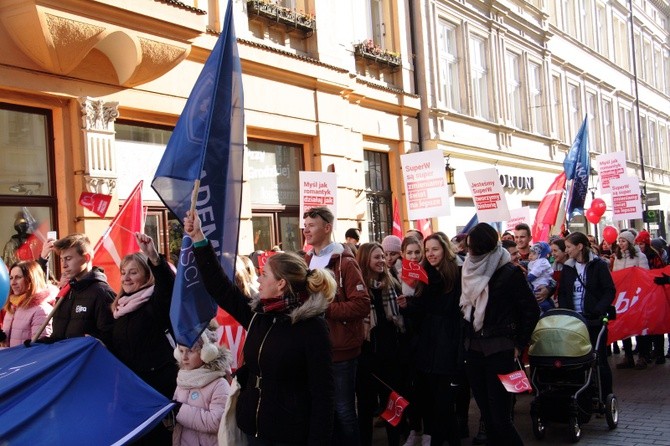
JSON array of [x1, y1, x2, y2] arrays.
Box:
[[261, 291, 307, 314], [365, 280, 404, 340]]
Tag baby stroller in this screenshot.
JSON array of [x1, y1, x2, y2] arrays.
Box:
[[528, 309, 618, 443]]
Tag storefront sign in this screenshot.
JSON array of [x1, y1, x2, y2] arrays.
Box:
[[596, 151, 627, 194], [505, 207, 531, 232], [299, 171, 337, 227], [499, 174, 534, 191], [465, 168, 511, 223], [400, 150, 451, 220], [611, 176, 642, 221]]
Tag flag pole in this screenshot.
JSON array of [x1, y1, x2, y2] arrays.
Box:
[[28, 292, 67, 344], [190, 179, 200, 215]]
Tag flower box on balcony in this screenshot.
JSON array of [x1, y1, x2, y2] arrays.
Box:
[[353, 41, 402, 69], [247, 0, 316, 34]]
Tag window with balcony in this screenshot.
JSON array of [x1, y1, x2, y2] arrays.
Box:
[[246, 0, 315, 54], [353, 0, 402, 81], [438, 20, 462, 112], [0, 104, 56, 270], [470, 35, 490, 120], [505, 52, 524, 129], [364, 150, 392, 242]]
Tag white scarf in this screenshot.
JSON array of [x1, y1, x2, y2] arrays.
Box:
[[177, 367, 226, 389], [460, 247, 510, 332], [113, 285, 154, 319]]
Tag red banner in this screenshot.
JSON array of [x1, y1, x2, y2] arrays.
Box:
[[380, 391, 409, 426], [257, 250, 277, 274], [415, 218, 432, 237], [215, 308, 246, 373], [392, 197, 403, 238], [79, 192, 112, 218], [92, 182, 144, 292], [608, 265, 670, 343], [401, 258, 428, 284]]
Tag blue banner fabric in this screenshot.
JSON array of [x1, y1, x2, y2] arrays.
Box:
[[563, 117, 590, 217]]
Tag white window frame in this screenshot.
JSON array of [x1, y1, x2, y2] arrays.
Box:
[[528, 61, 545, 135], [469, 35, 490, 120], [506, 51, 524, 129], [438, 19, 462, 112]]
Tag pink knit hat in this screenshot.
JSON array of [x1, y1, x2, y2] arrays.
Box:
[[381, 235, 402, 253]]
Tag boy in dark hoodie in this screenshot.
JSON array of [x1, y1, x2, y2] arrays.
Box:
[[47, 233, 115, 344]]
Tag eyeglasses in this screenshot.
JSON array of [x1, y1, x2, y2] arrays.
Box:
[[303, 209, 332, 223]]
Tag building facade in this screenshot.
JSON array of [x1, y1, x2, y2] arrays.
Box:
[[0, 0, 668, 270]]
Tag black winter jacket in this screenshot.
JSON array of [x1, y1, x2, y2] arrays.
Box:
[[109, 256, 178, 398], [404, 264, 463, 377], [557, 255, 615, 321], [194, 242, 334, 446], [50, 267, 115, 345], [463, 263, 539, 354]]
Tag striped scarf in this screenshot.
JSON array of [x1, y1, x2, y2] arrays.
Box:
[[365, 280, 404, 340]]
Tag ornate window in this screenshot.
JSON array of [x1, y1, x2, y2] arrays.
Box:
[[364, 150, 392, 243]]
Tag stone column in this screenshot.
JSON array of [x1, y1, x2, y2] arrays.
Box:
[[78, 96, 119, 195]]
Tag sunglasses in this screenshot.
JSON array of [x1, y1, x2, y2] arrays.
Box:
[[303, 209, 332, 223]]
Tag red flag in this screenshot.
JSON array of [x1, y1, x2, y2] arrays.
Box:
[[15, 221, 48, 262], [79, 192, 112, 217], [257, 250, 277, 274], [498, 369, 532, 393], [415, 219, 432, 237], [401, 258, 428, 284], [392, 198, 403, 238], [608, 265, 670, 343], [215, 308, 246, 373], [92, 181, 144, 292], [531, 172, 566, 242], [380, 391, 409, 426]]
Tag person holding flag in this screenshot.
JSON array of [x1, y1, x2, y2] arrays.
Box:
[[183, 210, 337, 446]]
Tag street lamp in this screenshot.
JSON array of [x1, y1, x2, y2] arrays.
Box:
[[444, 155, 456, 194]]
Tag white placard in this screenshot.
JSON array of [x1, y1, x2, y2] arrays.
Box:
[[596, 152, 627, 194], [465, 168, 511, 223], [610, 176, 642, 221], [299, 171, 337, 228], [400, 150, 451, 220], [505, 207, 531, 232]]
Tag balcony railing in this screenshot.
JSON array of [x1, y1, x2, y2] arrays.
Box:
[[353, 41, 401, 69], [247, 0, 316, 35]]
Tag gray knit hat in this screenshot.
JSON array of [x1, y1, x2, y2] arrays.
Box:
[[619, 230, 635, 245]]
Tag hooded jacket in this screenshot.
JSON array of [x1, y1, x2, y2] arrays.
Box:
[[2, 288, 55, 347], [194, 242, 334, 445], [558, 253, 615, 321], [304, 243, 370, 362], [50, 267, 115, 345], [109, 257, 177, 398]]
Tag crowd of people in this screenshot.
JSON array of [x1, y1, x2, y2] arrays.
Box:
[[1, 209, 669, 446]]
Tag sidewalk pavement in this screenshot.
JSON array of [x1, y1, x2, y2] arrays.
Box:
[[373, 352, 670, 445]]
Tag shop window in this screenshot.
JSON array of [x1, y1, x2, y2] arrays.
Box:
[[0, 104, 56, 270], [364, 150, 392, 243], [248, 139, 303, 253]]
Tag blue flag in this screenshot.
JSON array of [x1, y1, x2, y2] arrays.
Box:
[[152, 0, 244, 347], [564, 117, 589, 218]]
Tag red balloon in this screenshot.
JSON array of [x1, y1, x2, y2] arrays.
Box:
[[591, 198, 607, 217], [585, 208, 601, 224], [602, 226, 619, 245]]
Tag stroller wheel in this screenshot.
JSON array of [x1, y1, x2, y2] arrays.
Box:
[[531, 414, 546, 440], [568, 416, 581, 443], [605, 394, 618, 430]]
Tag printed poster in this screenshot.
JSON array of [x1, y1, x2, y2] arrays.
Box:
[[400, 150, 450, 220], [596, 152, 627, 194], [505, 207, 531, 232], [299, 171, 337, 227], [465, 168, 511, 222], [610, 176, 642, 221]]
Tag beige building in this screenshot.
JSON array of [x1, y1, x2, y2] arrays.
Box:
[[0, 0, 419, 265], [1, 0, 668, 270]]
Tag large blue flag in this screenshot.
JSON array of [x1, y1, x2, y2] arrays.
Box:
[[0, 338, 173, 445], [563, 116, 589, 218], [152, 0, 244, 347]]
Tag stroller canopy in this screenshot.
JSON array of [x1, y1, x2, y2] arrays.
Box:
[[529, 309, 592, 358]]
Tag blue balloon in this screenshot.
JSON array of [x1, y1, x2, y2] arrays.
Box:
[[0, 262, 9, 309]]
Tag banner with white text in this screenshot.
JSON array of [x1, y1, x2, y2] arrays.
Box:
[[596, 151, 627, 195], [299, 171, 337, 228], [611, 176, 642, 221], [465, 168, 511, 223], [400, 150, 450, 220]]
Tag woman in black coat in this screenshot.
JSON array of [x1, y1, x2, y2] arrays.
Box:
[[460, 223, 539, 446], [557, 231, 615, 398], [109, 233, 177, 445], [184, 210, 336, 446], [398, 232, 462, 446]]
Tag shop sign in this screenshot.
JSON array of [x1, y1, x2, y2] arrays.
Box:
[[499, 174, 534, 191]]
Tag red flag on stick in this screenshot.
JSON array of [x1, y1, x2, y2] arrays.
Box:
[[392, 197, 403, 238], [79, 192, 112, 217], [380, 391, 410, 426], [92, 181, 144, 292], [531, 172, 566, 242], [415, 219, 432, 237], [401, 258, 429, 284]]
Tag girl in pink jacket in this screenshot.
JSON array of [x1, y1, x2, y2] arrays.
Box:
[[1, 261, 55, 347], [171, 326, 233, 446]]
